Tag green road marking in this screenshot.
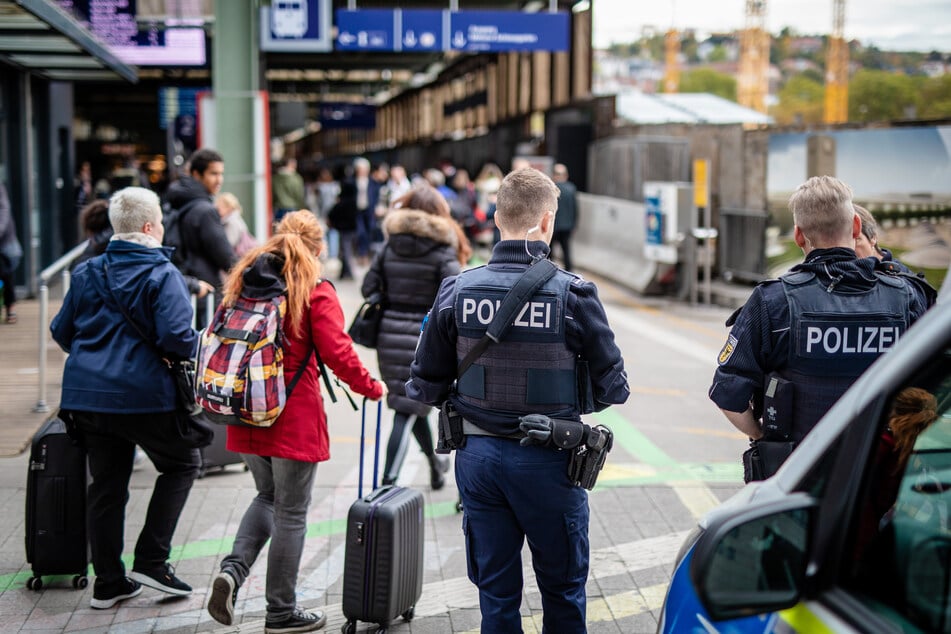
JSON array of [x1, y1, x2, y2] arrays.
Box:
[[593, 408, 677, 468]]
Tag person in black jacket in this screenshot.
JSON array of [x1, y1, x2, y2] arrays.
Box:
[[328, 181, 359, 281], [361, 184, 471, 489], [163, 149, 235, 311]]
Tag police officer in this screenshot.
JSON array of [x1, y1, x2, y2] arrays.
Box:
[[406, 168, 629, 633], [711, 176, 933, 476]]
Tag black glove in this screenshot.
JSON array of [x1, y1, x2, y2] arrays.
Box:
[[519, 414, 553, 447], [518, 414, 586, 449]]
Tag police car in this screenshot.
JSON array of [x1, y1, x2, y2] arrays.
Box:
[[659, 293, 951, 633]]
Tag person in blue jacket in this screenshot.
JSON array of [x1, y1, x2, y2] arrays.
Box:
[[51, 186, 201, 610], [406, 168, 629, 633]]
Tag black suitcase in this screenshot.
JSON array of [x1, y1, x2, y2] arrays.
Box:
[[341, 400, 424, 634], [199, 425, 245, 477], [24, 415, 89, 591]]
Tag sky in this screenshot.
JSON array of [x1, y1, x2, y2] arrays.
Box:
[[592, 0, 951, 53]]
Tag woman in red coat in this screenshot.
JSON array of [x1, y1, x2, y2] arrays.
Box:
[[206, 211, 384, 633]]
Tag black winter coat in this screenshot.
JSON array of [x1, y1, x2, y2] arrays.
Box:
[[164, 177, 236, 289], [361, 209, 461, 416]]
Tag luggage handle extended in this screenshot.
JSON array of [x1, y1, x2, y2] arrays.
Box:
[[190, 292, 214, 330], [358, 397, 384, 499]]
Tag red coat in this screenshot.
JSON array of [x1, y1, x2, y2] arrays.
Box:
[[226, 281, 383, 462]]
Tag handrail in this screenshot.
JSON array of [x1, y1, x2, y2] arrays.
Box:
[[34, 240, 90, 413], [39, 240, 88, 283]]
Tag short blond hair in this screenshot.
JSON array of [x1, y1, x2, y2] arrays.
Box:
[[216, 192, 242, 215], [495, 168, 560, 234], [788, 176, 855, 244], [109, 187, 161, 234]]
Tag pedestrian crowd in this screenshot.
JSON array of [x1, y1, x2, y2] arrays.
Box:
[[30, 145, 940, 634]]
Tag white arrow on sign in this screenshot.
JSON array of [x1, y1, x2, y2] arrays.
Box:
[[338, 31, 355, 45], [404, 30, 417, 47], [453, 31, 466, 48]]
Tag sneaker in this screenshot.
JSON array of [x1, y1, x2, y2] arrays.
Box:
[[207, 570, 238, 626], [129, 562, 192, 596], [264, 608, 327, 633], [90, 577, 142, 609]]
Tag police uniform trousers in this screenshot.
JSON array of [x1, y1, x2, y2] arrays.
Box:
[[455, 435, 589, 633]]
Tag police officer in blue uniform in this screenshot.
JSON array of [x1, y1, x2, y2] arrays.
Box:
[[711, 176, 933, 476], [406, 168, 629, 633]]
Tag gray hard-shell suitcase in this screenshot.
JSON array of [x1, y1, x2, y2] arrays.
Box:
[[199, 424, 245, 477], [341, 400, 424, 633], [24, 415, 89, 591]]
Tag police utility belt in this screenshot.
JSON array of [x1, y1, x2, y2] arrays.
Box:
[[436, 259, 613, 490]]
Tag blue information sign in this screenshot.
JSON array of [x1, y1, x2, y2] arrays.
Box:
[[318, 103, 377, 130], [334, 9, 568, 53], [399, 10, 444, 52], [261, 0, 333, 53], [336, 10, 394, 51], [645, 196, 664, 246], [449, 11, 569, 52]]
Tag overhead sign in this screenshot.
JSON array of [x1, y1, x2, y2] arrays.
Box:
[[448, 11, 569, 52], [261, 0, 332, 53], [318, 103, 377, 130], [335, 9, 569, 53]]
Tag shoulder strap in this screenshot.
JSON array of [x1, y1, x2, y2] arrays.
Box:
[[101, 261, 154, 349], [457, 258, 558, 378]]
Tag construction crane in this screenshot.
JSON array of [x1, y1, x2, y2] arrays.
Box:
[[663, 28, 680, 93], [737, 0, 769, 113], [824, 0, 849, 123]]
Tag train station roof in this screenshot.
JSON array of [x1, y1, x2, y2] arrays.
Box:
[[615, 91, 773, 125], [0, 0, 137, 83]]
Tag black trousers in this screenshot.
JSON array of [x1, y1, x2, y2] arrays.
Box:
[[69, 411, 200, 585], [551, 230, 573, 271]]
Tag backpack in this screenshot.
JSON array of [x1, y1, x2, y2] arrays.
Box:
[[195, 295, 311, 427], [162, 199, 200, 270]]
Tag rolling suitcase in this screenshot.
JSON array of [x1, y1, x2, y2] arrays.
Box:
[[341, 400, 424, 634], [24, 415, 89, 591], [198, 425, 245, 477]]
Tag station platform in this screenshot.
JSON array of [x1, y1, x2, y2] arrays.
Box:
[[0, 271, 744, 633]]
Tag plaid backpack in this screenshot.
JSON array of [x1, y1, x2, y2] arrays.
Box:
[[195, 295, 311, 427]]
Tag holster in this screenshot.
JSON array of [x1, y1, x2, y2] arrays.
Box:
[[436, 400, 466, 454], [743, 439, 796, 483], [568, 424, 613, 490]]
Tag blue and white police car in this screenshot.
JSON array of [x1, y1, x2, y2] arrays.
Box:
[[659, 289, 951, 633]]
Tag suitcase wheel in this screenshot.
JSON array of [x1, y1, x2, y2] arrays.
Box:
[[72, 575, 88, 590], [341, 621, 356, 634], [27, 576, 42, 591], [402, 606, 415, 621]]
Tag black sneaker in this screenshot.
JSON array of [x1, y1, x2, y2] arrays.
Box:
[[129, 562, 192, 596], [207, 570, 238, 625], [90, 577, 142, 609], [264, 608, 327, 633]]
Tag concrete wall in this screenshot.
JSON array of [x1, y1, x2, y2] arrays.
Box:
[[574, 192, 674, 293]]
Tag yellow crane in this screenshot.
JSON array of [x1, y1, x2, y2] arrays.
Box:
[[824, 0, 849, 123], [663, 28, 680, 93], [738, 0, 769, 113]]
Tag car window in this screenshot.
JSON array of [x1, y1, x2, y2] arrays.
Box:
[[844, 347, 951, 632]]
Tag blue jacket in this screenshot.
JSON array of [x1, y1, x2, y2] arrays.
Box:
[[51, 239, 198, 414]]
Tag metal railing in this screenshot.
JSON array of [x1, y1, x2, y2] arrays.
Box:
[[34, 240, 89, 413]]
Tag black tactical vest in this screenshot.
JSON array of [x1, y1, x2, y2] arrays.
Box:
[[453, 265, 579, 434], [777, 269, 911, 440]]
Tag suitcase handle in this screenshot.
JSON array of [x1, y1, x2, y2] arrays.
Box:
[[358, 397, 383, 499]]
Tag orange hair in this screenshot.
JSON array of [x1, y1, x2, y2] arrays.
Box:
[[221, 211, 323, 337], [888, 387, 938, 472]]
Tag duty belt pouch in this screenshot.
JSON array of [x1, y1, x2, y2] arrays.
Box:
[[576, 359, 595, 415], [744, 439, 796, 483], [568, 424, 613, 490], [762, 375, 794, 440], [436, 400, 465, 454]]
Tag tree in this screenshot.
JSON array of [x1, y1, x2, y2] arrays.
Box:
[[849, 69, 920, 121], [920, 74, 951, 120], [679, 68, 737, 100], [771, 74, 824, 124]]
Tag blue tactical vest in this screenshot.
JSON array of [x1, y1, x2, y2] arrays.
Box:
[[777, 269, 912, 440], [452, 265, 579, 434]]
